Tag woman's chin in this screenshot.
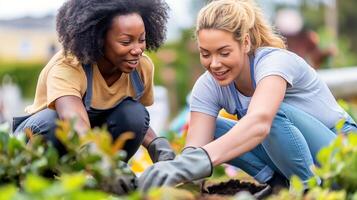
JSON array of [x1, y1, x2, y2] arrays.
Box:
[[215, 79, 232, 86]]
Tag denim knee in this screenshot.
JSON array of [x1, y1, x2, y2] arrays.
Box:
[[107, 99, 150, 139], [13, 109, 67, 154], [262, 104, 316, 181], [106, 98, 150, 160], [14, 109, 58, 136]]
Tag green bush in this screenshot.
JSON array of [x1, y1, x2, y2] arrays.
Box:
[[0, 121, 137, 197], [0, 62, 43, 99], [0, 173, 117, 200]]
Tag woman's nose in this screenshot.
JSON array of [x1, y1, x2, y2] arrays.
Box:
[[130, 47, 143, 56], [210, 57, 221, 68]]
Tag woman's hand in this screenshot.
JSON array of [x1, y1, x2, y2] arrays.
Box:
[[147, 137, 176, 162], [138, 147, 212, 192], [143, 127, 176, 162]]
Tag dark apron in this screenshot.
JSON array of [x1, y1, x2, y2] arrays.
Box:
[[82, 64, 144, 120]]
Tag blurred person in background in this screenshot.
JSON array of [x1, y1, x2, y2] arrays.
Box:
[[138, 0, 357, 193], [12, 0, 175, 168], [275, 8, 336, 69]]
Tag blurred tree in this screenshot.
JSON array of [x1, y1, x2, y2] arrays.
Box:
[[150, 29, 203, 116], [337, 0, 357, 54], [300, 0, 357, 67]]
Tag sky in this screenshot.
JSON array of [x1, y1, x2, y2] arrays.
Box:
[[0, 0, 195, 40], [1, 0, 329, 21], [0, 0, 65, 19], [0, 0, 193, 26], [0, 0, 312, 40]]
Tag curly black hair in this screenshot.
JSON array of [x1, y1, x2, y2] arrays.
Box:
[[56, 0, 170, 64]]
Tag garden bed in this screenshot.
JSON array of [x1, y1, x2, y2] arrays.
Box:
[[201, 179, 271, 199]]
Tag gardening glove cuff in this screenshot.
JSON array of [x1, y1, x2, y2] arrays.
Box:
[[181, 146, 196, 153], [139, 147, 213, 191], [147, 137, 176, 163]]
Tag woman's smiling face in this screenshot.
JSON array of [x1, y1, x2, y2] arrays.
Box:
[[197, 29, 249, 86], [103, 13, 146, 73]]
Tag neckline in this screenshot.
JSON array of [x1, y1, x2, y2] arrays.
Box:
[[94, 64, 125, 90]]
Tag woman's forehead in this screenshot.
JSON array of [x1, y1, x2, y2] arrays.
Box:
[[110, 13, 145, 34]]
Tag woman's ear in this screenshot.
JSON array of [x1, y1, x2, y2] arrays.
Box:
[[243, 34, 251, 53]]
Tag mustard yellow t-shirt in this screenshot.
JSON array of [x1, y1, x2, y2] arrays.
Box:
[[25, 51, 154, 114]]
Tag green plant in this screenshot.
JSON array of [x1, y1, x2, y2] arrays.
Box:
[[267, 121, 357, 200], [0, 173, 117, 200], [315, 133, 357, 193], [0, 120, 137, 196], [0, 123, 58, 183]]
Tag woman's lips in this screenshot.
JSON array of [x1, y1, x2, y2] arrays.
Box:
[[126, 60, 139, 69], [212, 70, 229, 80]]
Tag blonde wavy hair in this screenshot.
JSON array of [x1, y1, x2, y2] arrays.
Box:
[[196, 0, 286, 53]]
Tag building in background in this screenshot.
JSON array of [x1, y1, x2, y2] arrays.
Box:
[[0, 15, 59, 62]]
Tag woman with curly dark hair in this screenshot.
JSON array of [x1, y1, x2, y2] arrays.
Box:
[[12, 0, 175, 164]]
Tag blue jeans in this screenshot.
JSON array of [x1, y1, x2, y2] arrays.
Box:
[[13, 98, 150, 161], [215, 103, 357, 184]]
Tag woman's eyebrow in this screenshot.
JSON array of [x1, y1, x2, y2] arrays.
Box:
[[199, 45, 231, 51]]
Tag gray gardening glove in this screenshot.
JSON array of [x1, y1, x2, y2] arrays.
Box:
[[147, 137, 176, 163], [100, 163, 137, 195], [138, 147, 213, 192]]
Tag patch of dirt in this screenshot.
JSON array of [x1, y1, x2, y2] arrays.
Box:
[[202, 179, 271, 199]]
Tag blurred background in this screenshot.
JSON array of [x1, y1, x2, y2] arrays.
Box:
[[1, 0, 357, 135]]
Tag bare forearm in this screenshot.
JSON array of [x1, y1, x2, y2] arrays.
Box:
[[185, 112, 216, 148], [202, 114, 270, 166], [142, 127, 157, 148], [58, 112, 90, 136]]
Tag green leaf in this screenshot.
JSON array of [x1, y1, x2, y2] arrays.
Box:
[[31, 157, 48, 172], [335, 119, 346, 133], [290, 175, 304, 194], [348, 134, 357, 146], [61, 173, 86, 191], [0, 184, 18, 200], [24, 174, 51, 193], [317, 146, 332, 165], [7, 137, 25, 156], [45, 146, 59, 168]]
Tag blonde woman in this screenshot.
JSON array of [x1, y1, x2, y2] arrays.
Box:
[[139, 0, 357, 191]]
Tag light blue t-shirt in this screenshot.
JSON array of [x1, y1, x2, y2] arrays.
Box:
[[190, 47, 346, 129]]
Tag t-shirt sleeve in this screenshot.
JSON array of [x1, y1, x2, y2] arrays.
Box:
[[255, 50, 299, 87], [138, 55, 154, 106], [46, 64, 86, 109], [190, 73, 221, 117]]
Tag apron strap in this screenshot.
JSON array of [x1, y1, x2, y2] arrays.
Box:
[[229, 83, 244, 118], [82, 64, 145, 110], [130, 69, 145, 100], [82, 64, 93, 111], [249, 55, 256, 89], [230, 49, 281, 118], [229, 55, 256, 118]]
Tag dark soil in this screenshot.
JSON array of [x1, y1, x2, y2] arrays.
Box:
[[202, 179, 268, 196]]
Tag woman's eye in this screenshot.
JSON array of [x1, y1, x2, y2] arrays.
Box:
[[221, 52, 230, 57], [200, 52, 210, 58], [120, 41, 131, 45], [201, 54, 209, 58]]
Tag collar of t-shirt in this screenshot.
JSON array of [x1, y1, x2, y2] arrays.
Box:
[[235, 89, 252, 109]]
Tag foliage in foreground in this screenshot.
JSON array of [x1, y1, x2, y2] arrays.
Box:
[[0, 121, 138, 198], [269, 125, 357, 200], [0, 173, 117, 200], [1, 114, 357, 199]]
